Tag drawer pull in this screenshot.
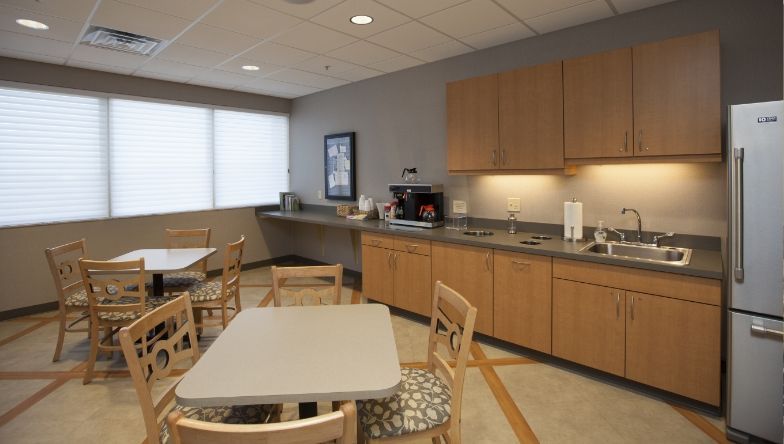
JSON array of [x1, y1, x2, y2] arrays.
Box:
[[405, 244, 419, 252], [371, 239, 381, 247], [511, 260, 531, 267], [751, 324, 784, 338]]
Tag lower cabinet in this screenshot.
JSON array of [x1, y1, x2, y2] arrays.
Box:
[[494, 251, 552, 353], [392, 249, 432, 317], [625, 291, 721, 406], [361, 244, 393, 305], [431, 242, 494, 335]]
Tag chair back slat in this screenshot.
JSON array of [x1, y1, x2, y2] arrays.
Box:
[[271, 265, 343, 307], [166, 228, 211, 273], [119, 295, 200, 444], [45, 239, 88, 300], [167, 400, 356, 444], [221, 235, 245, 302], [79, 258, 147, 314]]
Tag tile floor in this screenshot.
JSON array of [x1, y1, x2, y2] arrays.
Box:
[[0, 266, 727, 443]]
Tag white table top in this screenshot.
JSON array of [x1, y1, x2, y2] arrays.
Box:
[[176, 304, 401, 407], [110, 248, 217, 273]]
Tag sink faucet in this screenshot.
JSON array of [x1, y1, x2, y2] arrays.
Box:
[[621, 208, 642, 242], [652, 232, 675, 247], [607, 227, 626, 242]]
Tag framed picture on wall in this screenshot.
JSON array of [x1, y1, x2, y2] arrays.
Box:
[[324, 132, 356, 201]]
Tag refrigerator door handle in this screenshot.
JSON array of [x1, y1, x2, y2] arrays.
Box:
[[733, 147, 745, 281], [751, 324, 784, 338]]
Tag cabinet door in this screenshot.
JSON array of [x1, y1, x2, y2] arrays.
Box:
[[626, 291, 720, 406], [564, 48, 633, 159], [499, 61, 564, 169], [446, 74, 499, 171], [633, 30, 720, 156], [552, 279, 625, 376], [494, 251, 552, 353], [361, 245, 394, 305], [431, 242, 494, 335], [393, 251, 432, 317]]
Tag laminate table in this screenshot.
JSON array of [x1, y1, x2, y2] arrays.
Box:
[[176, 304, 401, 418], [111, 248, 217, 296]]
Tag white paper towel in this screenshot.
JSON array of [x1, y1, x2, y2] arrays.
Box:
[[563, 201, 583, 239]]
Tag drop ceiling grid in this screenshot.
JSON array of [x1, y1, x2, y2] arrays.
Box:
[[0, 0, 673, 98]]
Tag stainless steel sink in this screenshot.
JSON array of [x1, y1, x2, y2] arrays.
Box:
[[580, 241, 692, 266], [463, 230, 494, 237]]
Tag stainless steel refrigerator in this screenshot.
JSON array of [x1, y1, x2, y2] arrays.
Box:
[[726, 100, 784, 443]]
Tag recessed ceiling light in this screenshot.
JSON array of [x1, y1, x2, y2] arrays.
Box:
[[242, 65, 260, 71], [350, 15, 373, 25], [16, 19, 49, 30]]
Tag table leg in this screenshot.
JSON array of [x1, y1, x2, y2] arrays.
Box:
[[298, 402, 318, 419], [152, 273, 164, 297]]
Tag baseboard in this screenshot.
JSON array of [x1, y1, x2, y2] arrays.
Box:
[[0, 301, 59, 321]]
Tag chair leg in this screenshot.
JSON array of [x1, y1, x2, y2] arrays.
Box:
[[357, 413, 368, 444], [102, 326, 113, 360], [221, 304, 228, 329], [83, 321, 100, 384], [52, 312, 66, 362]]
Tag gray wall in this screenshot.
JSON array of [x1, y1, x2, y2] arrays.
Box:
[[0, 60, 293, 313], [288, 0, 783, 271]]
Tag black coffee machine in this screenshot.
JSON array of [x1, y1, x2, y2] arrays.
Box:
[[388, 184, 444, 228]]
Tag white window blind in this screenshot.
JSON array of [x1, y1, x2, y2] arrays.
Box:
[[214, 110, 289, 207], [109, 99, 212, 217], [0, 87, 108, 227]]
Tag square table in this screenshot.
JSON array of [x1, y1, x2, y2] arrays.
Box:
[[111, 248, 217, 296], [175, 304, 401, 417]]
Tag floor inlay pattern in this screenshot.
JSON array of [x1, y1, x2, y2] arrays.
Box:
[[0, 265, 726, 443]]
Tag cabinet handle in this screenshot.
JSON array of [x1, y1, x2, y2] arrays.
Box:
[[615, 292, 620, 320], [630, 295, 635, 321], [393, 253, 399, 270], [620, 131, 628, 152], [501, 149, 506, 165], [638, 129, 644, 152], [751, 324, 784, 338], [485, 252, 491, 271], [491, 150, 497, 166], [387, 251, 393, 269], [511, 260, 530, 267]]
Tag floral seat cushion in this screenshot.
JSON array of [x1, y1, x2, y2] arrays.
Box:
[[163, 271, 207, 288], [187, 281, 222, 302], [64, 288, 89, 307], [97, 296, 174, 322], [160, 403, 278, 444], [358, 367, 452, 439]]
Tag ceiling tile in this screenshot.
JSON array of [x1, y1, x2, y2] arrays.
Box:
[[0, 0, 96, 22], [526, 0, 613, 34], [0, 5, 83, 43], [201, 0, 301, 40], [243, 77, 321, 96], [249, 0, 343, 19], [117, 0, 219, 21], [494, 0, 590, 20], [69, 44, 149, 69], [175, 23, 261, 55], [419, 0, 517, 38], [310, 0, 410, 39], [272, 21, 356, 54], [375, 0, 468, 18], [331, 66, 384, 82], [0, 47, 66, 64], [0, 29, 74, 58], [190, 68, 256, 88], [459, 21, 534, 49], [410, 39, 472, 62], [66, 59, 136, 75], [156, 42, 229, 68], [266, 68, 348, 89], [216, 57, 284, 77], [368, 54, 424, 73], [610, 0, 676, 14], [135, 70, 193, 83], [138, 57, 206, 79], [327, 40, 399, 66], [243, 42, 315, 67], [92, 0, 191, 40], [367, 20, 451, 53], [293, 55, 358, 76]]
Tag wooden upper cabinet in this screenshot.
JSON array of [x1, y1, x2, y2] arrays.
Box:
[[499, 61, 564, 169], [446, 74, 499, 171], [564, 48, 634, 159], [633, 30, 721, 156]]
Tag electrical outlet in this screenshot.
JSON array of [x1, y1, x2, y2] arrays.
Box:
[[453, 200, 467, 214], [507, 198, 521, 212], [317, 190, 323, 200]]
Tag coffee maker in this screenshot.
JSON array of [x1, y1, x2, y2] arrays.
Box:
[[388, 184, 444, 228]]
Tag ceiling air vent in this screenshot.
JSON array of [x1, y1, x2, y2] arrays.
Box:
[[80, 25, 164, 56]]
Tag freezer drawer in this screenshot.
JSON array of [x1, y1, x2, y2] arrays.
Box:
[[728, 311, 783, 443]]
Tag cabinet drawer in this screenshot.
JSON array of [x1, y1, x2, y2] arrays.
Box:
[[393, 237, 431, 256], [361, 232, 394, 249]]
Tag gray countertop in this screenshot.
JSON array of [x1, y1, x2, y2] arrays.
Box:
[[258, 209, 724, 280]]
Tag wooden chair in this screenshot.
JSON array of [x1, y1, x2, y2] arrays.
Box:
[[45, 239, 91, 362], [270, 264, 344, 307], [79, 257, 172, 384], [186, 235, 245, 330], [357, 281, 477, 444], [119, 294, 279, 444], [163, 228, 211, 294]]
